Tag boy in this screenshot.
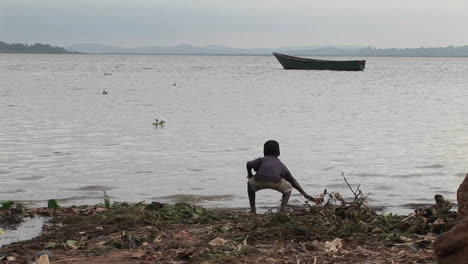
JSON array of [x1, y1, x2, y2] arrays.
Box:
[[246, 140, 316, 214]]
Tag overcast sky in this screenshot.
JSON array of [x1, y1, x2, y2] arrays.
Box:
[[1, 0, 468, 49]]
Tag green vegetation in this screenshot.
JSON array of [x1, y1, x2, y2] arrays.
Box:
[[0, 178, 456, 263], [0, 41, 73, 54], [0, 201, 25, 227], [0, 201, 14, 210], [103, 191, 111, 209], [47, 199, 60, 210], [0, 195, 452, 263], [57, 202, 216, 227]]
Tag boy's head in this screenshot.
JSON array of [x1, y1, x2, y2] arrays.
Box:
[[263, 140, 280, 157]]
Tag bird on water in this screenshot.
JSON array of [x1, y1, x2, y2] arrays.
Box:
[[153, 119, 165, 127]]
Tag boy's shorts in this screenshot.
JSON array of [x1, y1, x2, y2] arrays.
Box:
[[248, 177, 292, 193]]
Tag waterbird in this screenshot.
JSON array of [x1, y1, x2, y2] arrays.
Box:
[[102, 90, 108, 95], [153, 119, 165, 127]]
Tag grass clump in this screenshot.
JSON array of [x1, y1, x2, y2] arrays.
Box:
[[0, 201, 27, 228], [152, 202, 215, 223], [58, 202, 216, 227], [0, 201, 14, 211], [48, 199, 60, 210]]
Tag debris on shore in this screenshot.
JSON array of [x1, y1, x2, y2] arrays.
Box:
[[0, 188, 459, 263]]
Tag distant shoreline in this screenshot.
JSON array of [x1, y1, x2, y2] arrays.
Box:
[[0, 41, 76, 54], [3, 41, 468, 56], [4, 52, 468, 58]]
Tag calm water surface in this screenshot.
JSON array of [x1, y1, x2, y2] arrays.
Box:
[[1, 54, 467, 214]]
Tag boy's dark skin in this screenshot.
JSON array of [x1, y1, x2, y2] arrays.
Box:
[[246, 140, 316, 214]]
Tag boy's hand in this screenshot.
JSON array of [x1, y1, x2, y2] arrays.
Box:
[[304, 194, 322, 205]]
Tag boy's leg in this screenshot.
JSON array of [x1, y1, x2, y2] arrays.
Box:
[[247, 182, 256, 214], [280, 191, 292, 212]]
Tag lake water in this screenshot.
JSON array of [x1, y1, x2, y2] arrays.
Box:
[[1, 54, 467, 214]]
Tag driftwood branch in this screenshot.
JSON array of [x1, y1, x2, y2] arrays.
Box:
[[341, 171, 363, 204]]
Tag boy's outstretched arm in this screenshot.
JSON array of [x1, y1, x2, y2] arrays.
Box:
[[283, 173, 314, 201]]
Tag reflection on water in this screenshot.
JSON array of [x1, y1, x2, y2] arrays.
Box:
[[55, 195, 107, 203], [1, 189, 25, 194], [134, 170, 155, 174], [155, 194, 237, 203], [17, 176, 46, 181], [0, 217, 46, 247], [416, 164, 445, 169], [74, 185, 115, 191], [353, 173, 386, 178], [392, 174, 423, 178], [0, 54, 467, 214]]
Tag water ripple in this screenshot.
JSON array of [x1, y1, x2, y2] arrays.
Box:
[[416, 164, 444, 169], [154, 194, 236, 203], [1, 55, 467, 213], [16, 176, 45, 181], [74, 186, 115, 191]]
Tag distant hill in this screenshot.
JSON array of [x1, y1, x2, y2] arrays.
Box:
[[4, 41, 468, 56], [0, 41, 73, 54], [67, 43, 468, 57], [66, 43, 367, 55], [66, 43, 274, 55], [285, 46, 368, 56]]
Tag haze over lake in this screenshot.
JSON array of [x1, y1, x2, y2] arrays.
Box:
[[1, 54, 467, 213]]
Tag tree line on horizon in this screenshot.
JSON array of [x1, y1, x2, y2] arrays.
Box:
[[0, 41, 72, 54], [359, 45, 468, 57], [288, 45, 468, 57]]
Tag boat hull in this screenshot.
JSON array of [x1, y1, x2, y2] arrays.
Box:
[[273, 52, 366, 71]]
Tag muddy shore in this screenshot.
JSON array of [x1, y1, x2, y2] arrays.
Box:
[[0, 196, 458, 264]]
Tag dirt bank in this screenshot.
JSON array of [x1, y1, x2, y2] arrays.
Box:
[[0, 196, 458, 264]]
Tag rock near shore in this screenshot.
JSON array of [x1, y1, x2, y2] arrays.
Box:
[[434, 173, 468, 264], [457, 173, 468, 217]]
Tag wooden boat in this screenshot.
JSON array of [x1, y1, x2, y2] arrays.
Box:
[[273, 52, 366, 71]]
